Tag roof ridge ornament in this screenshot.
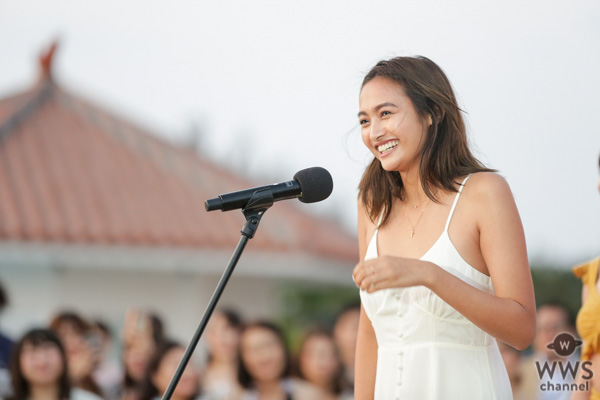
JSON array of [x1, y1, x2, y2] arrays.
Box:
[[39, 40, 59, 82]]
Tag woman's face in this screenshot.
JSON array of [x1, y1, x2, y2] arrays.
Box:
[[206, 313, 240, 362], [359, 76, 431, 173], [333, 309, 359, 364], [122, 310, 156, 382], [54, 322, 85, 356], [299, 334, 340, 388], [20, 341, 64, 387], [152, 347, 199, 400], [240, 327, 286, 384], [124, 342, 153, 382]]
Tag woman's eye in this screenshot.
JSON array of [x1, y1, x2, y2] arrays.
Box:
[[381, 110, 391, 117], [359, 119, 369, 125]]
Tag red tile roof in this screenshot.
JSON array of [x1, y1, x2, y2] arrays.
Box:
[[0, 45, 357, 263]]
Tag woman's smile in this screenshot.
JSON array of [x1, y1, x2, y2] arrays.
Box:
[[376, 139, 399, 156]]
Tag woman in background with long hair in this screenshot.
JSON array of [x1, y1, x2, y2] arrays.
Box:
[[295, 328, 344, 400], [231, 321, 321, 400], [138, 340, 199, 400], [201, 309, 243, 400], [9, 328, 102, 400]]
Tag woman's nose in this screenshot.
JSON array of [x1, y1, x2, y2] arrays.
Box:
[[370, 119, 385, 142]]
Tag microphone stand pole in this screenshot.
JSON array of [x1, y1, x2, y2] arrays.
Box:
[[161, 189, 274, 400]]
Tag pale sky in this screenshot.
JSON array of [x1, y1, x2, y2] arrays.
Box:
[[1, 0, 599, 267]]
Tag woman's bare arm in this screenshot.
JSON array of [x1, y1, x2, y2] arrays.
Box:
[[354, 198, 378, 399]]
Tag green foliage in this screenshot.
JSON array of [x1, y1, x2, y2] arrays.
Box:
[[531, 266, 582, 325], [274, 283, 359, 352]]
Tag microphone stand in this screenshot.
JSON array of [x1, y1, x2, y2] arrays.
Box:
[[161, 189, 274, 400]]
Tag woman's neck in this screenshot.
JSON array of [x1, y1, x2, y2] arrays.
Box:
[[255, 380, 286, 400], [400, 170, 427, 205], [29, 384, 60, 400], [314, 381, 333, 395], [205, 359, 237, 386], [209, 358, 236, 369]]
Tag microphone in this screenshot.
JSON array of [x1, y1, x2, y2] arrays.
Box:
[[205, 167, 333, 212]]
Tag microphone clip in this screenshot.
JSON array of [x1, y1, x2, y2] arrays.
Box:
[[241, 189, 273, 239]]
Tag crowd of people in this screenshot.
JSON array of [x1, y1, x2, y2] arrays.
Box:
[[0, 284, 361, 400], [1, 287, 597, 400]]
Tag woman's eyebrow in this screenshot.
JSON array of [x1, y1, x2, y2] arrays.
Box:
[[357, 102, 398, 118]]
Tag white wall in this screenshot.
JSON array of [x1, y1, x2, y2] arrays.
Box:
[[0, 264, 282, 361]]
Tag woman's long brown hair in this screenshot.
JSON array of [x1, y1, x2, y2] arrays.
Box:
[[358, 56, 495, 226]]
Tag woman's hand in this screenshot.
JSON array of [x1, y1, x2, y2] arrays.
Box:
[[353, 256, 434, 293]]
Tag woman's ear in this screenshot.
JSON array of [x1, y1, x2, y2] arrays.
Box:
[[428, 106, 444, 126]]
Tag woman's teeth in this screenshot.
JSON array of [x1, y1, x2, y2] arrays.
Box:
[[377, 140, 399, 153]]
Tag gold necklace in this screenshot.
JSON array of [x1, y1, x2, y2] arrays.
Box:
[[402, 199, 430, 238], [408, 197, 428, 209]]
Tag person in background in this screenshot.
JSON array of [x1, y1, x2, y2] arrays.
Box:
[[138, 340, 200, 400], [200, 309, 243, 400], [332, 304, 359, 398], [231, 321, 322, 400], [91, 320, 123, 396], [519, 301, 578, 400], [570, 153, 600, 400], [8, 328, 102, 400], [49, 312, 103, 397], [295, 328, 343, 400], [108, 309, 165, 400], [0, 281, 14, 398], [498, 341, 526, 400]]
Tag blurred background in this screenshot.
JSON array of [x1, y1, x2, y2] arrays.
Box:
[[0, 0, 599, 399]]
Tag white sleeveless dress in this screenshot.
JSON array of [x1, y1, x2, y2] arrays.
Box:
[[360, 175, 512, 399]]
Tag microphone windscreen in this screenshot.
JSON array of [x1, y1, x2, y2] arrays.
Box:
[[294, 167, 333, 203]]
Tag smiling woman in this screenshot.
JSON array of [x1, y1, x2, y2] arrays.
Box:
[[230, 321, 324, 400], [8, 329, 103, 400], [352, 56, 536, 400]]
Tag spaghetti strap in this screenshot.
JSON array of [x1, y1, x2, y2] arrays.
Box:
[[444, 174, 472, 232]]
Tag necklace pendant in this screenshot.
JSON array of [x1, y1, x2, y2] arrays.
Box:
[[410, 229, 414, 238]]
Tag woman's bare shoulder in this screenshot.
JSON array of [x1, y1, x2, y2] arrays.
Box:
[[465, 171, 510, 190], [357, 195, 370, 215], [463, 172, 514, 204], [357, 196, 378, 229]]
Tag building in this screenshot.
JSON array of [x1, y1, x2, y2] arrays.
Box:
[[0, 43, 357, 345]]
